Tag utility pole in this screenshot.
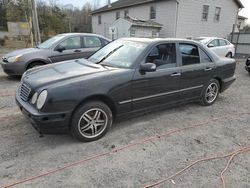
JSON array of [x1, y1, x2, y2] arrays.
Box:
[[30, 0, 41, 46]]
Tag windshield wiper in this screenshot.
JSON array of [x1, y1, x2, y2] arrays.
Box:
[[96, 45, 123, 64]]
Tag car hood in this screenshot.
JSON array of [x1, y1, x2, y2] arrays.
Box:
[[4, 48, 46, 58], [23, 59, 113, 88]]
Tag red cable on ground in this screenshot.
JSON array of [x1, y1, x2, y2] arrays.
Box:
[[2, 112, 250, 188], [0, 92, 15, 97], [220, 147, 250, 188], [144, 147, 250, 188]]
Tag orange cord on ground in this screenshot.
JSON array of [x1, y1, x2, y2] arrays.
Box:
[[2, 112, 250, 188], [144, 147, 250, 188], [0, 92, 15, 97]]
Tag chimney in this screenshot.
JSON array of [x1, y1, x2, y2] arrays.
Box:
[[108, 0, 111, 8]]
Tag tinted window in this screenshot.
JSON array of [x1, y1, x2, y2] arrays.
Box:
[[219, 39, 228, 46], [146, 43, 176, 69], [200, 49, 212, 63], [59, 37, 81, 50], [84, 36, 102, 48], [179, 44, 200, 66], [209, 39, 219, 47]]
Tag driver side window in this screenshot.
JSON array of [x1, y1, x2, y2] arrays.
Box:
[[146, 43, 177, 69], [58, 37, 81, 50]]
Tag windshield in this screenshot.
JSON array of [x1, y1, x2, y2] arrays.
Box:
[[38, 35, 65, 49], [88, 40, 147, 68]]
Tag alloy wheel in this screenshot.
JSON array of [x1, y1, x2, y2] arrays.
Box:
[[205, 83, 219, 104], [78, 108, 108, 139]]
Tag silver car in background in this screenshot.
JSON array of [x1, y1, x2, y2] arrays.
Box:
[[193, 37, 235, 58], [1, 33, 110, 76]]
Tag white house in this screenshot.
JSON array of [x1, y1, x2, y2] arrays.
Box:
[[92, 0, 244, 39], [237, 15, 248, 30], [109, 16, 162, 39]]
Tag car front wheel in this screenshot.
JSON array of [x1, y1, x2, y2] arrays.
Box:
[[200, 79, 220, 106], [71, 101, 113, 142]]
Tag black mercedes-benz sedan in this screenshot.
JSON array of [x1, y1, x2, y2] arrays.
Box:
[[246, 57, 250, 74], [16, 38, 236, 142]]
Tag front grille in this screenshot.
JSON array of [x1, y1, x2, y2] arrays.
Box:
[[20, 83, 31, 102]]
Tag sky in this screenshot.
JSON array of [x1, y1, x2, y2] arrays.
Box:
[[44, 0, 250, 20]]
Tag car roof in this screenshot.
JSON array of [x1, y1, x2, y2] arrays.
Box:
[[119, 37, 200, 44], [194, 37, 229, 40], [56, 33, 111, 40]]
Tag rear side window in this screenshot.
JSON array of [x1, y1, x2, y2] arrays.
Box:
[[179, 44, 200, 66], [199, 48, 212, 63], [84, 36, 102, 48], [219, 39, 228, 46]]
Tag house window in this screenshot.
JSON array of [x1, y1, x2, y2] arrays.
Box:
[[152, 31, 158, 38], [214, 7, 221, 22], [116, 11, 120, 20], [130, 29, 136, 37], [124, 10, 129, 18], [202, 5, 209, 21], [150, 5, 156, 19], [98, 15, 102, 24]]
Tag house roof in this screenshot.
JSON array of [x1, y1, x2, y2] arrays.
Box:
[[92, 0, 244, 14], [92, 0, 165, 14], [124, 16, 163, 28], [238, 15, 248, 20]]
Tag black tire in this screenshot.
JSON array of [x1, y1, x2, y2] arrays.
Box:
[[71, 101, 113, 142], [226, 52, 232, 58], [200, 79, 220, 106], [27, 62, 44, 70]]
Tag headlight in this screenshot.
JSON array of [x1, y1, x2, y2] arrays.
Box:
[[8, 55, 22, 63], [36, 90, 48, 110], [31, 92, 38, 104]]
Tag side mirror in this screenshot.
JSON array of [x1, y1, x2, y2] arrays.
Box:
[[140, 63, 157, 72], [55, 45, 66, 52], [207, 43, 215, 48]]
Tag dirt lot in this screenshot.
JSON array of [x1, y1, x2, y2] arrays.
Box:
[[0, 49, 249, 188]]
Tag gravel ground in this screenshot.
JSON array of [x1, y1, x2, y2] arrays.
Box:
[[0, 50, 249, 188]]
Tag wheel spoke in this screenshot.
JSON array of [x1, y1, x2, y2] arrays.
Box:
[[93, 110, 101, 121], [81, 123, 91, 132], [83, 113, 92, 123]]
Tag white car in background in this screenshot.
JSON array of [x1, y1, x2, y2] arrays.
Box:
[[193, 37, 235, 58]]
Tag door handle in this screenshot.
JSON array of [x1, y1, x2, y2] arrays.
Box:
[[171, 72, 181, 77], [204, 67, 213, 71], [74, 50, 81, 53]]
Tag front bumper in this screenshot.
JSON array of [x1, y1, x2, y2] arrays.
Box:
[[221, 76, 236, 92], [1, 61, 26, 76], [16, 92, 72, 134]]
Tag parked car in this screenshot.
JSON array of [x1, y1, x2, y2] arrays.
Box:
[[246, 57, 250, 74], [1, 33, 110, 76], [193, 37, 235, 58], [16, 38, 236, 142]]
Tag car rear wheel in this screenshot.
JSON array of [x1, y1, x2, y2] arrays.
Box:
[[200, 79, 220, 106], [226, 52, 232, 58], [71, 101, 113, 142]]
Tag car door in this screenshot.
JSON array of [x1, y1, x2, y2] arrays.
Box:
[[49, 36, 84, 63], [82, 36, 103, 58], [178, 43, 215, 100], [219, 39, 230, 56], [131, 43, 181, 111]]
